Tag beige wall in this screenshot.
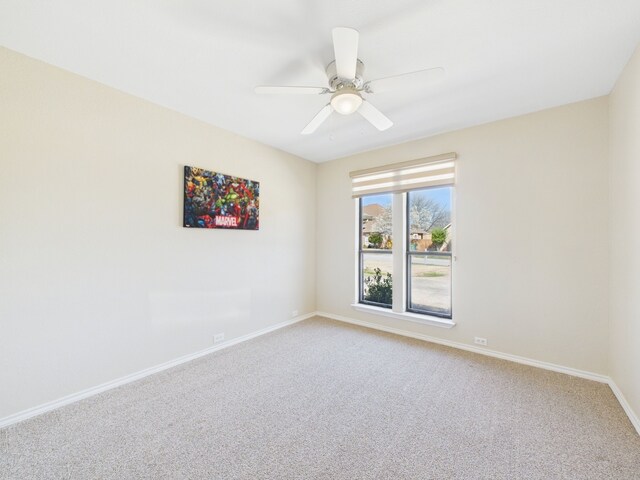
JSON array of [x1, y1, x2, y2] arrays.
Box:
[[0, 47, 316, 419], [609, 45, 640, 423], [2, 42, 635, 424], [317, 97, 610, 375]]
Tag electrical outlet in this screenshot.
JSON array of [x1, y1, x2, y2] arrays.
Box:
[[213, 333, 225, 344], [474, 337, 488, 346], [291, 310, 299, 318]]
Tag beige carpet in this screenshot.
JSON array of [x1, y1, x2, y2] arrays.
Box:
[[1, 317, 639, 479]]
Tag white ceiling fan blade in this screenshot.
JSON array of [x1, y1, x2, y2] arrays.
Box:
[[332, 27, 359, 79], [357, 101, 393, 131], [365, 67, 445, 94], [301, 104, 333, 135], [255, 86, 329, 95]]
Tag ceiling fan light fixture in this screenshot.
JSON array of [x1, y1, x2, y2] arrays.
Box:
[[330, 89, 362, 115]]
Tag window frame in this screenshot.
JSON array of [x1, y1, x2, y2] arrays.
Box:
[[405, 187, 453, 319], [356, 187, 455, 325]]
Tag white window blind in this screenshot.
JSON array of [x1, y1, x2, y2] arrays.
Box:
[[349, 152, 456, 198]]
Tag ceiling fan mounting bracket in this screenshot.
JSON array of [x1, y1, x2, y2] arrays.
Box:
[[326, 59, 365, 91]]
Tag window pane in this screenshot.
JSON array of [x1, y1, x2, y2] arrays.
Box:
[[408, 187, 452, 252], [409, 254, 451, 316], [360, 193, 393, 308], [361, 253, 393, 307], [408, 187, 452, 317], [361, 194, 393, 250]]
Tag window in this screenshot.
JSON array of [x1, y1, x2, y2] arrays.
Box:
[[359, 194, 393, 308], [352, 153, 456, 324]]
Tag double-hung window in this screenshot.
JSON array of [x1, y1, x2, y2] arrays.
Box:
[[352, 153, 456, 325]]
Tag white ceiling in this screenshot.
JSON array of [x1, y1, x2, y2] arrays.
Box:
[[1, 1, 640, 162]]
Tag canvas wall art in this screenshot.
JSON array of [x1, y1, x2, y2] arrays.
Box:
[[183, 166, 259, 230]]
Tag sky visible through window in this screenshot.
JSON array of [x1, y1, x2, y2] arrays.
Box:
[[362, 187, 451, 209]]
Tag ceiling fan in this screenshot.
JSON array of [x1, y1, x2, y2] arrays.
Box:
[[255, 27, 445, 135]]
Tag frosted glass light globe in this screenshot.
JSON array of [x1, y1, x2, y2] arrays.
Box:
[[330, 90, 363, 115]]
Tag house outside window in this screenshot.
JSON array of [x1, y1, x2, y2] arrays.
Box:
[[359, 194, 393, 307], [407, 187, 452, 318]]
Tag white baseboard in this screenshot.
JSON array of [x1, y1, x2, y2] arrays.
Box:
[[317, 310, 640, 436], [0, 312, 315, 429], [608, 380, 640, 435], [3, 310, 638, 438], [316, 311, 609, 383]]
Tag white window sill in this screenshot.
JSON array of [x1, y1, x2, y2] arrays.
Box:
[[351, 304, 456, 329]]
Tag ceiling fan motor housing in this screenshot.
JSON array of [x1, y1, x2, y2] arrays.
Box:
[[326, 59, 365, 90]]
